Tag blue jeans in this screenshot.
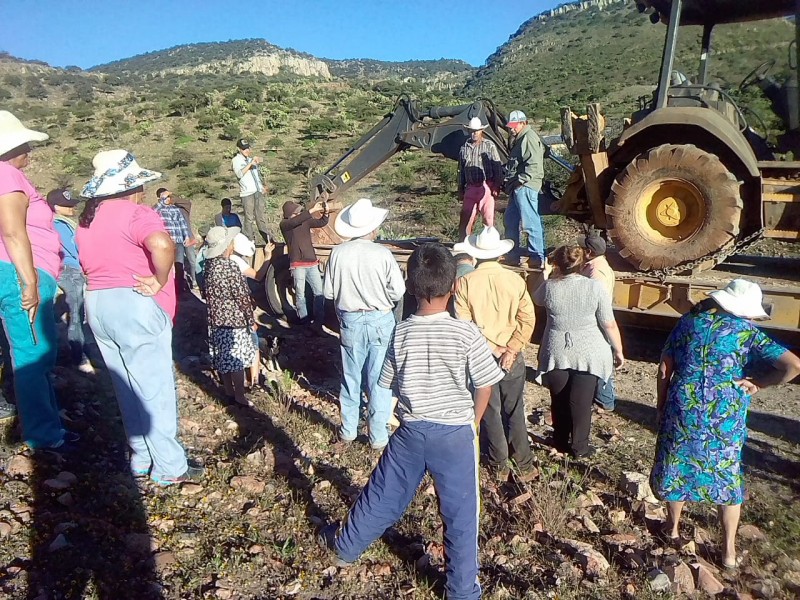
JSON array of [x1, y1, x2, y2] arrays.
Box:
[[504, 185, 545, 261], [337, 309, 395, 447], [57, 266, 87, 363], [86, 288, 188, 480], [595, 373, 616, 410], [336, 421, 481, 600], [0, 261, 64, 448], [292, 265, 324, 323]]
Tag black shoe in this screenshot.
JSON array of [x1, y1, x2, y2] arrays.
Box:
[[572, 446, 597, 459]]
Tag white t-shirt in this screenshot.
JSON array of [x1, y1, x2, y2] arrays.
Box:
[[231, 153, 264, 197]]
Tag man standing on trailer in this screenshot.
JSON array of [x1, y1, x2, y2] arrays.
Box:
[[504, 110, 546, 267], [231, 138, 271, 247], [457, 117, 503, 240]]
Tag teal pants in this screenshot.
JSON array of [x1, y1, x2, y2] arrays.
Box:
[[0, 261, 64, 448]]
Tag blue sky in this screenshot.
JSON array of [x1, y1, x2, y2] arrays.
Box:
[[0, 0, 558, 69]]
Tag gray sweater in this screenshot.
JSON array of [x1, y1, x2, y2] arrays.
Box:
[[323, 239, 406, 312], [533, 274, 614, 381]]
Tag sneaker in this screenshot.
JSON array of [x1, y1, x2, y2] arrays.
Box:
[[0, 401, 16, 421], [152, 464, 205, 486], [77, 358, 96, 374], [370, 442, 388, 453], [132, 465, 151, 479]]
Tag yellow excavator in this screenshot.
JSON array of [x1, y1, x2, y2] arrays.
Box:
[[559, 0, 800, 274]]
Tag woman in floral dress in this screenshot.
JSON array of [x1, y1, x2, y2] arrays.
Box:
[[203, 226, 257, 406], [650, 279, 800, 568]]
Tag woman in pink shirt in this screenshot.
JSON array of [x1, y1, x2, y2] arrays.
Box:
[[77, 149, 200, 485], [0, 111, 69, 450]]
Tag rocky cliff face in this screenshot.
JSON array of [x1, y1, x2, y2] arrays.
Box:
[[149, 51, 331, 79]]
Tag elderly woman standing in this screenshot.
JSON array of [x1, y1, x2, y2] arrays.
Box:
[[533, 244, 625, 458], [0, 111, 70, 449], [650, 279, 800, 568], [77, 149, 200, 485], [203, 226, 257, 406]]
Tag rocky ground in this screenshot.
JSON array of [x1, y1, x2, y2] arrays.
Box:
[[1, 292, 800, 600]]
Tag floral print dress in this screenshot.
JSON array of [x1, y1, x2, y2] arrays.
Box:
[[650, 309, 786, 505], [204, 256, 256, 374]]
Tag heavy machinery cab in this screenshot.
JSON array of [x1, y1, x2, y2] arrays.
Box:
[[558, 0, 800, 274], [635, 0, 800, 157]]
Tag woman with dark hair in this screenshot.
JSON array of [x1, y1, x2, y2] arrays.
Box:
[[533, 245, 624, 458], [650, 279, 800, 568], [0, 111, 70, 449], [77, 149, 200, 485]]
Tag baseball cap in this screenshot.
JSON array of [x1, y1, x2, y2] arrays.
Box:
[[507, 110, 527, 126], [46, 188, 79, 208], [573, 232, 607, 256], [236, 138, 251, 150]]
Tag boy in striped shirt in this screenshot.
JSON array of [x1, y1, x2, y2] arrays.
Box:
[[321, 243, 504, 600]]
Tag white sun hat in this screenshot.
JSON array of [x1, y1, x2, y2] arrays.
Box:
[[0, 111, 49, 157], [465, 117, 488, 131], [233, 232, 255, 257], [708, 279, 769, 320], [453, 226, 515, 260], [81, 149, 162, 198], [333, 198, 388, 239], [205, 226, 241, 259]]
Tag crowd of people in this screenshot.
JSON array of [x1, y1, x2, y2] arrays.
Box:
[[1, 108, 800, 598]]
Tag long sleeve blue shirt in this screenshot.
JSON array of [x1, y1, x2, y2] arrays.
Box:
[[54, 216, 80, 270]]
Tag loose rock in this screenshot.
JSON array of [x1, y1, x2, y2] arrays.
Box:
[[6, 455, 34, 477], [48, 534, 69, 552], [738, 524, 767, 542], [622, 472, 658, 503], [646, 568, 671, 593], [230, 475, 266, 494], [691, 563, 725, 596], [180, 483, 203, 496], [665, 562, 695, 594]]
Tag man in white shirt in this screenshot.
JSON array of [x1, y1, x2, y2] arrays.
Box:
[[231, 138, 270, 246], [324, 198, 405, 450]]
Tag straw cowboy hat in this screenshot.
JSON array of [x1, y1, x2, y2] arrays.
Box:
[[81, 149, 162, 199], [708, 279, 769, 320], [205, 226, 241, 259], [0, 111, 48, 157], [465, 117, 488, 131], [233, 232, 255, 257], [334, 198, 388, 239], [453, 226, 515, 260]]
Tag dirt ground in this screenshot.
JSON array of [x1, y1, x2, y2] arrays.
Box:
[[1, 291, 799, 599]]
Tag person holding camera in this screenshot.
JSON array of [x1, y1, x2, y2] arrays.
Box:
[[231, 138, 270, 246]]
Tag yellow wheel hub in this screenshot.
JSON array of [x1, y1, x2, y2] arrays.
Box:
[[638, 180, 706, 243]]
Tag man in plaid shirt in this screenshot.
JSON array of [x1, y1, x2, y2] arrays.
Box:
[[155, 187, 195, 293]]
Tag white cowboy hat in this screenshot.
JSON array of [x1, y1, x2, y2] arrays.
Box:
[[233, 232, 255, 257], [205, 226, 241, 259], [453, 226, 515, 260], [334, 198, 388, 239], [0, 111, 48, 157], [81, 149, 162, 198], [708, 279, 769, 320], [465, 117, 488, 131]]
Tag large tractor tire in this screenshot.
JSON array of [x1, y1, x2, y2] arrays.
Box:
[[606, 144, 742, 271], [264, 254, 296, 319]]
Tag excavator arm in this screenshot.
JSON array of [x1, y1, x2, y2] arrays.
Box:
[[308, 95, 570, 244]]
